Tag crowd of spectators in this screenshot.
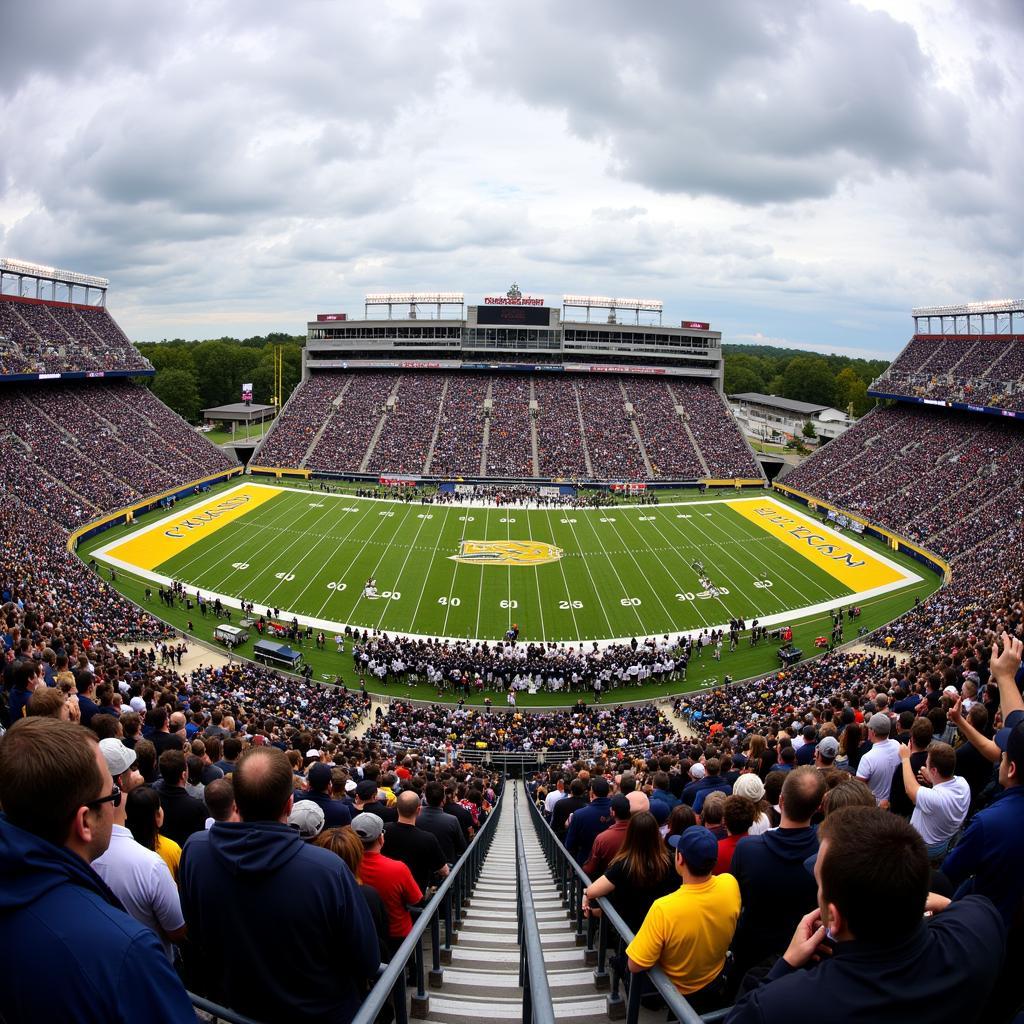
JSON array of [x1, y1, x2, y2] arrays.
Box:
[[306, 373, 397, 474], [534, 374, 589, 477], [255, 370, 762, 481], [674, 379, 762, 479], [485, 375, 534, 476], [256, 373, 350, 468], [0, 297, 153, 376], [428, 374, 489, 476], [624, 378, 704, 478], [0, 381, 233, 528], [873, 334, 1024, 412], [367, 373, 447, 475]]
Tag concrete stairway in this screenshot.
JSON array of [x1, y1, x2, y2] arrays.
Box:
[[410, 783, 608, 1023]]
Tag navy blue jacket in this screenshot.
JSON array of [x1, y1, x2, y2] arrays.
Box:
[[181, 820, 379, 1024], [730, 826, 820, 972], [0, 813, 195, 1024], [295, 790, 353, 828], [943, 784, 1024, 928], [726, 896, 1004, 1024], [691, 777, 732, 813], [565, 797, 613, 866]]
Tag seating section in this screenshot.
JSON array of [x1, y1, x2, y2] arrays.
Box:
[[306, 373, 398, 473], [485, 375, 533, 477], [784, 405, 1024, 559], [623, 378, 703, 478], [0, 380, 234, 529], [0, 298, 152, 375], [872, 334, 1024, 411], [254, 370, 760, 481], [429, 374, 489, 477], [534, 376, 588, 478]]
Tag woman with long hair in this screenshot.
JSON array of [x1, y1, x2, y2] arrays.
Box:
[[582, 811, 677, 934], [125, 786, 182, 882], [836, 722, 866, 773], [746, 734, 772, 779], [314, 827, 389, 958]]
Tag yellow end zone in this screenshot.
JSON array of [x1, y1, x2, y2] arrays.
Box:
[[101, 485, 281, 571], [726, 499, 905, 591]]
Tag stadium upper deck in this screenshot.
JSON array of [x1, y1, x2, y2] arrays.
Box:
[[869, 298, 1024, 418], [0, 259, 153, 378], [304, 287, 724, 385]]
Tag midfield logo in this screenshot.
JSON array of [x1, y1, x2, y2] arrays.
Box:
[[449, 540, 563, 566]]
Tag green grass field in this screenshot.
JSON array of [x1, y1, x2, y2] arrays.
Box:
[[81, 480, 941, 704], [91, 482, 925, 645]]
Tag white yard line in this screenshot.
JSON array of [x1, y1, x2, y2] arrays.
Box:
[[441, 508, 474, 636], [338, 504, 417, 621], [375, 507, 434, 630], [409, 506, 454, 627], [543, 508, 583, 641]]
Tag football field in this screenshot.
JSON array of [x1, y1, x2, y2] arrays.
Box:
[[93, 482, 922, 644]]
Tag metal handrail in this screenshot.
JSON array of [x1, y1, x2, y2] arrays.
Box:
[[514, 786, 556, 1024], [525, 789, 732, 1024], [349, 786, 503, 1024]]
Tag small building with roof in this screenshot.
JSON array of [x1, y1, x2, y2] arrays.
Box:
[[728, 392, 854, 443]]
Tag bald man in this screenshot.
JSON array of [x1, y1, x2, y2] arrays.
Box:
[[382, 790, 450, 892]]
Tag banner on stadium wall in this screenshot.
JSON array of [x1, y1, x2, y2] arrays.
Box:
[[316, 313, 347, 321], [681, 321, 710, 330], [611, 482, 647, 493], [379, 476, 419, 486]]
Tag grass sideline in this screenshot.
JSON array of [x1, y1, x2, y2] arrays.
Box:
[[79, 479, 939, 706]]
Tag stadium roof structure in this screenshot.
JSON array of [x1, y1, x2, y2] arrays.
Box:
[[730, 393, 830, 415], [202, 402, 276, 422]]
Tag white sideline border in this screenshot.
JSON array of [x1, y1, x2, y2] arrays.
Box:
[[90, 483, 924, 649]]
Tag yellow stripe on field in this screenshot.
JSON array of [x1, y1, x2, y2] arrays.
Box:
[[725, 499, 904, 591], [103, 485, 281, 571]]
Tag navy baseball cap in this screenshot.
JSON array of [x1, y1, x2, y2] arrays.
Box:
[[667, 825, 718, 875]]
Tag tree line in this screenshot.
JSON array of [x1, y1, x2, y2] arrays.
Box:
[[134, 334, 889, 424], [722, 344, 887, 418], [135, 335, 305, 423]]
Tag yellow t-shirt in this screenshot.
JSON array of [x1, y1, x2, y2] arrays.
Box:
[[156, 834, 182, 884], [625, 874, 741, 995]]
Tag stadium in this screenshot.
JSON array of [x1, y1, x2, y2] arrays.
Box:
[[2, 258, 1022, 1023]]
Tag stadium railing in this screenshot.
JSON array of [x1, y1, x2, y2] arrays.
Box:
[[186, 788, 501, 1024], [514, 786, 556, 1024], [526, 793, 731, 1024]]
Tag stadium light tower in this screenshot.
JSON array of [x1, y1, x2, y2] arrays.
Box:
[[364, 292, 465, 320], [562, 295, 663, 326]]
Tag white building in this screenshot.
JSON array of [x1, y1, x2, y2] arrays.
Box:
[[728, 392, 854, 443]]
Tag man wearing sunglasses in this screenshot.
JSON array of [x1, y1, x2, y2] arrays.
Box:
[[0, 717, 196, 1023]]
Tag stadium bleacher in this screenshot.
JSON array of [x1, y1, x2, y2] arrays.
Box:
[[256, 369, 757, 481]]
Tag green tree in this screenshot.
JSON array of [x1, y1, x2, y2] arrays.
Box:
[[833, 366, 872, 417], [781, 356, 835, 407], [152, 367, 201, 422], [724, 354, 768, 395], [802, 419, 817, 439]]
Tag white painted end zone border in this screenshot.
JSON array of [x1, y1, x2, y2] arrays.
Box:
[[89, 483, 925, 649]]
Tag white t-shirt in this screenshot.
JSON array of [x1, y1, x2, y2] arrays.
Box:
[[544, 789, 565, 815], [856, 739, 903, 804], [911, 776, 971, 845], [92, 824, 184, 961]]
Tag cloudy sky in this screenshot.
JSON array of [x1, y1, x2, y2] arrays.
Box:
[[1, 0, 1021, 357]]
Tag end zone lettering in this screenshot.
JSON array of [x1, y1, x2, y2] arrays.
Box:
[[752, 506, 865, 567], [165, 495, 251, 538]]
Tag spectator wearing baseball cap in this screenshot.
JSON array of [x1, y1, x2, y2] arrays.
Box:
[[856, 712, 902, 805], [92, 739, 185, 961], [814, 736, 839, 771], [351, 812, 422, 952], [289, 800, 326, 842], [294, 762, 352, 828], [626, 825, 740, 1010], [354, 779, 397, 823]]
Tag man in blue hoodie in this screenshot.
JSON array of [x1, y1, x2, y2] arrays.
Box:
[[0, 717, 196, 1024], [565, 775, 614, 867], [180, 744, 379, 1024], [729, 765, 826, 981]]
